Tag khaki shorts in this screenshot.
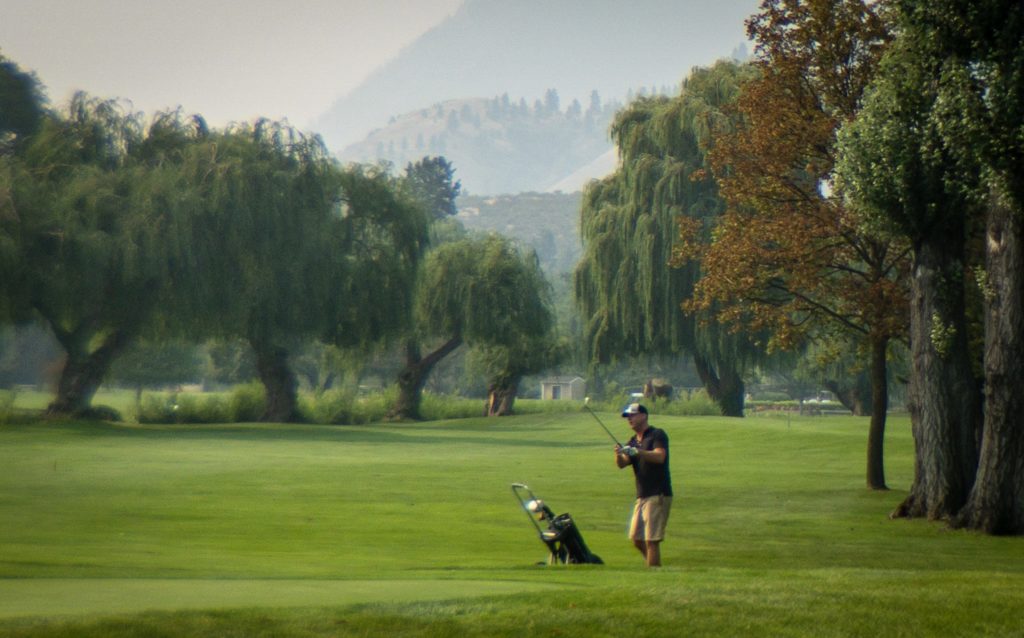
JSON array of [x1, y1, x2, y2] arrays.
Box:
[[628, 495, 672, 542]]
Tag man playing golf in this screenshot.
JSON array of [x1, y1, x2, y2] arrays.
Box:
[[615, 403, 672, 567]]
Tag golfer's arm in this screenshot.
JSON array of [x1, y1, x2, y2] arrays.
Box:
[[615, 452, 632, 468], [638, 447, 666, 464]]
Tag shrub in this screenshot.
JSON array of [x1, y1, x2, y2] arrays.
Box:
[[664, 389, 719, 416], [137, 389, 249, 424], [297, 387, 398, 424], [137, 392, 178, 423], [228, 382, 265, 422], [299, 388, 357, 424], [179, 393, 231, 424], [349, 389, 394, 424], [0, 390, 16, 424], [130, 384, 722, 425], [420, 393, 487, 420]]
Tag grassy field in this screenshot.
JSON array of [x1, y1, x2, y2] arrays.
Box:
[[0, 410, 1021, 637]]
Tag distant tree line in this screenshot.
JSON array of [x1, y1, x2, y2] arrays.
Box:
[[348, 89, 626, 194], [0, 56, 561, 421]]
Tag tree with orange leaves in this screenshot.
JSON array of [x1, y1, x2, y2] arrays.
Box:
[[675, 0, 903, 489]]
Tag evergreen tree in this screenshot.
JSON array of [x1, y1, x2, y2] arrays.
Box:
[[544, 88, 560, 115], [403, 156, 461, 220]]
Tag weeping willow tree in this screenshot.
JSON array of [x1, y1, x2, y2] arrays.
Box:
[[176, 121, 428, 422], [473, 242, 562, 416], [389, 235, 558, 419], [575, 61, 763, 416], [474, 333, 565, 417], [0, 93, 206, 416]]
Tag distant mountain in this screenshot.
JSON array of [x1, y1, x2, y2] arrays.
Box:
[[339, 92, 623, 194], [314, 0, 757, 155]]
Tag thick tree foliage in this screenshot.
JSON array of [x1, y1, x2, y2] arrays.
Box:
[[0, 94, 205, 416], [474, 333, 565, 417], [0, 54, 45, 154], [403, 156, 461, 220], [836, 40, 983, 515], [176, 121, 428, 422], [390, 235, 557, 419], [679, 0, 901, 488], [0, 54, 46, 323], [837, 0, 1023, 533], [575, 61, 763, 416]]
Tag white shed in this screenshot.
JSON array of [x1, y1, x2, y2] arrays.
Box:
[[540, 376, 586, 400]]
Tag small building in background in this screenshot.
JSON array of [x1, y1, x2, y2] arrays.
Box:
[[540, 376, 586, 400]]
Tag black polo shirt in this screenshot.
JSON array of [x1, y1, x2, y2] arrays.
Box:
[[626, 426, 673, 498]]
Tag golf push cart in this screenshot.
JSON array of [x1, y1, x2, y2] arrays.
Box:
[[511, 483, 603, 565]]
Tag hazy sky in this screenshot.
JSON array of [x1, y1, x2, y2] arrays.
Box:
[[0, 0, 464, 128]]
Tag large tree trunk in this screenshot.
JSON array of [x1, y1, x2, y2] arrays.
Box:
[[866, 334, 889, 490], [46, 328, 131, 418], [388, 336, 462, 421], [953, 195, 1024, 534], [251, 341, 298, 423], [693, 354, 745, 417], [892, 237, 981, 520], [486, 378, 519, 416]]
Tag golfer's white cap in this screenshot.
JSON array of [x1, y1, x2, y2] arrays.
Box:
[[621, 402, 648, 417]]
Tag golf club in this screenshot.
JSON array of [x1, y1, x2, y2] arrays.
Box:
[[583, 396, 623, 447]]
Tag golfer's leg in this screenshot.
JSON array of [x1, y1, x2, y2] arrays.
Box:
[[642, 496, 669, 567], [645, 541, 661, 567], [628, 499, 647, 557]]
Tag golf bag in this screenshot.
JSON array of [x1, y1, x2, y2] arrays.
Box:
[[511, 483, 603, 565]]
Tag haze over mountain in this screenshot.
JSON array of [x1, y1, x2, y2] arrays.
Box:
[[340, 93, 626, 193], [314, 0, 757, 154]]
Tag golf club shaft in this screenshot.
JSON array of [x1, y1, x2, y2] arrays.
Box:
[[584, 404, 622, 447]]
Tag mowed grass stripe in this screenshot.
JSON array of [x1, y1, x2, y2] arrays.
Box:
[[0, 578, 565, 620]]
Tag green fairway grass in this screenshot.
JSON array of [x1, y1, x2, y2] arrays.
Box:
[[1, 412, 1021, 637]]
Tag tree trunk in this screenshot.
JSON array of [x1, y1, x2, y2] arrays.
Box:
[[321, 371, 336, 393], [388, 336, 462, 421], [586, 366, 606, 400], [866, 334, 889, 490], [953, 195, 1024, 534], [824, 373, 872, 416], [486, 378, 519, 416], [251, 341, 298, 423], [46, 329, 131, 418], [892, 237, 981, 520], [134, 384, 144, 418], [693, 354, 745, 417]]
